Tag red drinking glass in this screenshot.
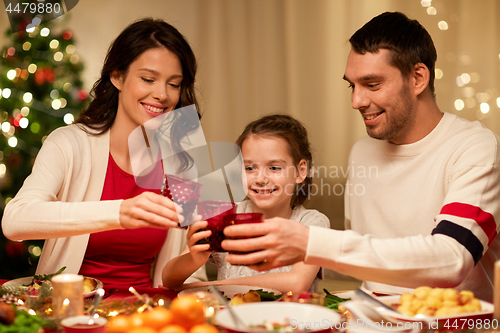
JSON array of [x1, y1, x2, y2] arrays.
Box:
[[161, 174, 203, 227], [196, 200, 237, 251], [222, 212, 263, 254]]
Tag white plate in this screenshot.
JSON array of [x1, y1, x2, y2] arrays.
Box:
[[1, 276, 103, 298], [215, 302, 342, 333], [178, 284, 282, 300], [374, 295, 493, 322]]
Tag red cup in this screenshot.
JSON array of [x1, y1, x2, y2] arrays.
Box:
[[222, 213, 263, 254], [196, 200, 236, 251]]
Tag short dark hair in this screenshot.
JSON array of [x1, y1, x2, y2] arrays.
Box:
[[349, 11, 437, 96], [236, 114, 313, 208], [75, 18, 200, 171]]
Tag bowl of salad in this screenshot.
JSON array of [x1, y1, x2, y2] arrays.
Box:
[[214, 302, 342, 333]]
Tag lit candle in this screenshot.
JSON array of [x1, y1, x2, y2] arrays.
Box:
[[495, 261, 500, 320], [51, 274, 84, 319]]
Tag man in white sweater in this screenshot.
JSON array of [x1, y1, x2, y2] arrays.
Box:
[[222, 12, 500, 302]]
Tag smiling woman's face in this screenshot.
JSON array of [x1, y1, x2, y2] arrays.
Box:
[[111, 47, 183, 134]]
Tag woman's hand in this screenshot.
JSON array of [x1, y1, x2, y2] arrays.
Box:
[[222, 217, 309, 271], [186, 221, 212, 266], [119, 192, 183, 229]]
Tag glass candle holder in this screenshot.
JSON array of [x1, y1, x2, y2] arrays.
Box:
[[51, 274, 84, 319]]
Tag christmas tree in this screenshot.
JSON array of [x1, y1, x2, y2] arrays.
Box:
[[0, 17, 89, 278]]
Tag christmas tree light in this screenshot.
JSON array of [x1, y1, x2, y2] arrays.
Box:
[[0, 17, 90, 278]]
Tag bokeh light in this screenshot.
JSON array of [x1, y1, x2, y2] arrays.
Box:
[[454, 99, 465, 111], [23, 92, 33, 103], [8, 137, 18, 147], [480, 103, 490, 114], [438, 21, 449, 30], [435, 68, 443, 79], [63, 113, 74, 124], [40, 28, 50, 37]]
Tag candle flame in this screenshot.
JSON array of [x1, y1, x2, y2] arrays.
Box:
[[129, 286, 143, 299], [158, 299, 165, 306], [108, 311, 119, 317], [63, 298, 70, 306]]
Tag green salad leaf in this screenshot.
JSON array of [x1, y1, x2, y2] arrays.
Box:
[[250, 289, 283, 301], [323, 288, 350, 312], [0, 309, 46, 333], [31, 266, 66, 284]]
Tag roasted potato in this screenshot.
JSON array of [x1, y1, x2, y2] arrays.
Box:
[[396, 287, 482, 317]]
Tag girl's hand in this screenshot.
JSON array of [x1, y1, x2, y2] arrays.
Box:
[[187, 221, 212, 266], [119, 192, 183, 229]]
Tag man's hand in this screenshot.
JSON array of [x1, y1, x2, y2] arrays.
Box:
[[222, 217, 309, 271]]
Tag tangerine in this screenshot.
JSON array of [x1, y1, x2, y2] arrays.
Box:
[[189, 324, 220, 333], [159, 324, 189, 333], [128, 328, 158, 333], [129, 312, 146, 328], [170, 295, 205, 330], [106, 315, 131, 333], [143, 306, 174, 330]]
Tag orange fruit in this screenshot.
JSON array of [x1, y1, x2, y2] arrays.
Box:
[[189, 324, 220, 333], [128, 328, 158, 333], [106, 315, 131, 333], [129, 312, 146, 328], [143, 307, 174, 330], [159, 325, 189, 333], [169, 295, 206, 330]]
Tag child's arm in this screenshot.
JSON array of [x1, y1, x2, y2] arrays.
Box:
[[162, 221, 212, 289], [181, 262, 320, 294]]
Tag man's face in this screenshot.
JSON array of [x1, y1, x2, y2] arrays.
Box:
[[343, 49, 416, 144]]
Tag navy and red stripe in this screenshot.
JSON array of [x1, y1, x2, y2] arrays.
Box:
[[440, 203, 497, 245], [432, 203, 497, 265]]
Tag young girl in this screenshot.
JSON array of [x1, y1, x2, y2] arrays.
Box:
[[162, 114, 330, 293], [2, 18, 206, 288]]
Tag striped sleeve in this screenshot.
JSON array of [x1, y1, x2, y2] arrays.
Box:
[[432, 203, 497, 265]]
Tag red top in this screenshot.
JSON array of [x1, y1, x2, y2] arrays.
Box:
[[79, 154, 168, 288]]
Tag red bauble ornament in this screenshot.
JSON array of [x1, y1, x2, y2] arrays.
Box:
[[63, 31, 72, 40], [77, 90, 88, 100], [44, 68, 56, 83]]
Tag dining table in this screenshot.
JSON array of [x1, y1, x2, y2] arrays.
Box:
[[0, 278, 495, 333]]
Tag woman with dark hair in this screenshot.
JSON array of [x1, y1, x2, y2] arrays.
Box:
[[1, 18, 206, 288]]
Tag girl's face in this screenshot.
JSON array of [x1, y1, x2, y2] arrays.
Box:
[[110, 47, 183, 133], [241, 135, 307, 218]]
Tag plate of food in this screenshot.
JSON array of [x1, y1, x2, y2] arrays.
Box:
[[215, 302, 342, 333], [372, 287, 493, 325], [2, 269, 103, 299], [179, 285, 282, 305]]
